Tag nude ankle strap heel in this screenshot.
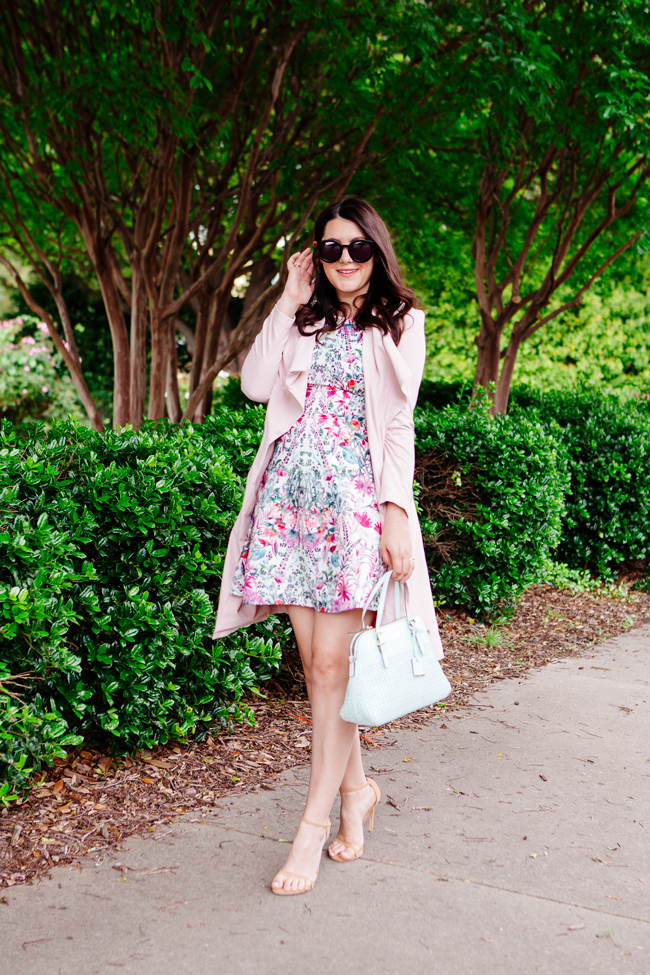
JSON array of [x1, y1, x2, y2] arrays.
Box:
[[271, 817, 331, 897], [329, 776, 381, 862], [300, 816, 331, 839]]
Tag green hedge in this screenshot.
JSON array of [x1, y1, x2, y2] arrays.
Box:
[[414, 403, 567, 616], [415, 382, 650, 581], [4, 383, 650, 794], [509, 388, 650, 574], [0, 414, 281, 793]]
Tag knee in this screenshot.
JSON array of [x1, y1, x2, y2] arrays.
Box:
[[310, 646, 345, 691]]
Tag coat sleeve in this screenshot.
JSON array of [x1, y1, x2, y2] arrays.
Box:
[[377, 309, 426, 512], [240, 304, 296, 403]]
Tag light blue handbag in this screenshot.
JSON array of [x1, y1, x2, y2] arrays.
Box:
[[340, 570, 451, 727]]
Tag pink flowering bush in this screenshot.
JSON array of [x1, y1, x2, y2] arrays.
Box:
[[0, 315, 83, 426]]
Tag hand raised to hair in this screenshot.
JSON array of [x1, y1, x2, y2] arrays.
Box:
[[277, 247, 314, 317]]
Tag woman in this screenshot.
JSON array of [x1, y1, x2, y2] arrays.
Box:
[[214, 197, 443, 895]]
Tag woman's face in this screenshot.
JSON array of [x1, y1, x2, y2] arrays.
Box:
[[317, 217, 375, 307]]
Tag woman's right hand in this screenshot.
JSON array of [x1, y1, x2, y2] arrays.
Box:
[[276, 247, 314, 318]]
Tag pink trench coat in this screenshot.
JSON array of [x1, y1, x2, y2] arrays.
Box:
[[212, 304, 444, 661]]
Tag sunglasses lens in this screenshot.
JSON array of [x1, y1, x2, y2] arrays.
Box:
[[319, 241, 342, 263], [317, 239, 375, 263], [348, 240, 374, 263]]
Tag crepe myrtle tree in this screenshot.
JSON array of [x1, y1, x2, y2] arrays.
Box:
[[458, 0, 650, 413], [0, 0, 443, 429], [361, 0, 650, 414]]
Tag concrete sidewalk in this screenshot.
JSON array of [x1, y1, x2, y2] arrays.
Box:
[[2, 627, 649, 975]]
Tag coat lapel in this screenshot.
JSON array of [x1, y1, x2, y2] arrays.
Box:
[[365, 326, 412, 406], [284, 325, 316, 409], [282, 317, 412, 413], [381, 331, 412, 401]]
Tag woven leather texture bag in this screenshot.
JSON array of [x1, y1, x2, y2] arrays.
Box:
[[340, 570, 451, 727]]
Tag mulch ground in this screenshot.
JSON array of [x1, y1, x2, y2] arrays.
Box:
[[2, 582, 649, 890]]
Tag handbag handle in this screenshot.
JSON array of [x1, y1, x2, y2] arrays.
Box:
[[361, 570, 408, 629]]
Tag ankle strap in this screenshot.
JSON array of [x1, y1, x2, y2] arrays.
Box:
[[340, 778, 369, 795], [301, 816, 330, 830]]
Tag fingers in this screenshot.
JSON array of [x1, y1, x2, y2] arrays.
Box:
[[380, 545, 414, 583], [391, 558, 412, 583], [379, 541, 392, 570], [288, 247, 313, 271]]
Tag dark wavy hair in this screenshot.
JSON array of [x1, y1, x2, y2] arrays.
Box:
[[295, 197, 417, 346]]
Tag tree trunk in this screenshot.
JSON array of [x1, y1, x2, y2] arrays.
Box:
[[494, 334, 522, 414], [494, 308, 538, 413], [165, 316, 182, 423], [188, 286, 215, 402], [129, 254, 148, 428], [147, 312, 166, 420], [193, 296, 227, 421], [92, 245, 131, 428], [472, 313, 502, 407]]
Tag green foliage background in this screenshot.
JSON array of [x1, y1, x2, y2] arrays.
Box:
[[420, 271, 650, 393]]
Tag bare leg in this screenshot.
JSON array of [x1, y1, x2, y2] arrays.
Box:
[[271, 606, 364, 893], [286, 606, 377, 863], [290, 606, 368, 787], [288, 607, 376, 862], [287, 606, 364, 776]]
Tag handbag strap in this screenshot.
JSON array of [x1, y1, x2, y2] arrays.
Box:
[[360, 573, 389, 628], [361, 570, 409, 629]]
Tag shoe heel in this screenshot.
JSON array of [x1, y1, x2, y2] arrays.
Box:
[[368, 807, 375, 833]]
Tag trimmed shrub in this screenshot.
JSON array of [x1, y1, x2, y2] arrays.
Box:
[[0, 416, 283, 789], [201, 405, 265, 476], [510, 388, 650, 574], [8, 381, 648, 789], [414, 403, 567, 616], [212, 376, 259, 413]]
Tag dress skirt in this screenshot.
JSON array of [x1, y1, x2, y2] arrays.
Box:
[[230, 320, 385, 613]]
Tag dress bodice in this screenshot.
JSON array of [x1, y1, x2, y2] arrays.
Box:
[[307, 320, 364, 398]]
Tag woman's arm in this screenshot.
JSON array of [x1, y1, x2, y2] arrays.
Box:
[[240, 247, 314, 403], [378, 309, 427, 582], [395, 308, 427, 408], [378, 309, 426, 511], [240, 304, 296, 403]]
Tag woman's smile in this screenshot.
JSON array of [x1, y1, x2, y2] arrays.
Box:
[[320, 216, 375, 309]]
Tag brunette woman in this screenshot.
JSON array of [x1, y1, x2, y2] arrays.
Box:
[[213, 197, 443, 895]]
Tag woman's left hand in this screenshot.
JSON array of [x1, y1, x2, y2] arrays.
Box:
[[380, 503, 414, 583]]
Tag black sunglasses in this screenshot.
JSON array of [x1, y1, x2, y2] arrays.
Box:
[[316, 239, 376, 264]]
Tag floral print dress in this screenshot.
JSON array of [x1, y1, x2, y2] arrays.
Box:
[[230, 320, 385, 612]]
